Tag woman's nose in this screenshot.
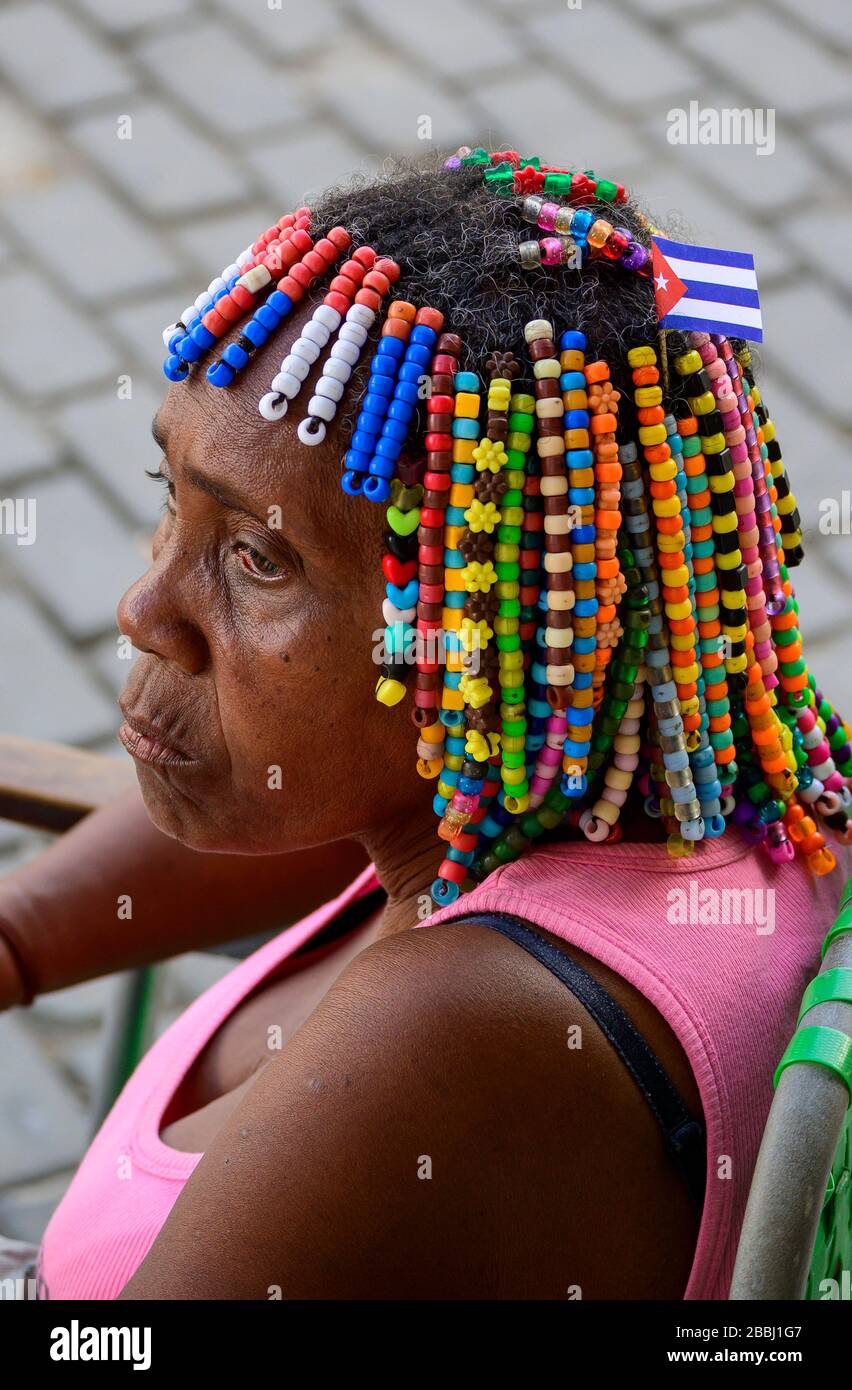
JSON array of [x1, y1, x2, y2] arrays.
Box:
[[117, 563, 208, 676]]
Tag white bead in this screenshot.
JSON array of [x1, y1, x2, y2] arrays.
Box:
[[306, 395, 338, 421], [383, 599, 416, 625], [314, 304, 342, 332], [238, 264, 272, 293], [302, 320, 330, 348], [162, 323, 178, 347], [348, 304, 375, 329], [291, 338, 320, 366], [236, 249, 253, 268], [223, 264, 239, 281], [330, 339, 360, 366], [181, 305, 197, 326], [324, 357, 352, 383], [339, 323, 368, 348], [280, 353, 311, 381], [259, 392, 288, 422], [297, 416, 326, 446], [207, 278, 225, 296], [195, 291, 210, 310], [271, 370, 302, 397], [315, 378, 344, 403]]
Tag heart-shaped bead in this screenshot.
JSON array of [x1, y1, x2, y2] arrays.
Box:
[[386, 579, 419, 610], [382, 554, 417, 586], [386, 504, 421, 537]]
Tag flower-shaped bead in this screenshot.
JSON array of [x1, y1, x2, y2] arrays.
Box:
[[473, 438, 508, 474], [464, 498, 500, 533], [461, 559, 497, 593], [459, 673, 493, 709], [460, 616, 493, 654], [475, 470, 509, 505]]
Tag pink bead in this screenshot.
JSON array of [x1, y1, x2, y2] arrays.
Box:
[[541, 236, 563, 266], [538, 201, 559, 231]]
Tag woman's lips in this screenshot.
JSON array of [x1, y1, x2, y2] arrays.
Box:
[[118, 713, 198, 768]]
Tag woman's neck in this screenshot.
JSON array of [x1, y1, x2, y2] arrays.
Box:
[[359, 806, 447, 941]]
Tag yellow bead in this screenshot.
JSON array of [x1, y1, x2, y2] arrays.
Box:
[[628, 345, 657, 367], [416, 757, 443, 779], [639, 423, 668, 446], [375, 676, 406, 707], [455, 391, 480, 419]]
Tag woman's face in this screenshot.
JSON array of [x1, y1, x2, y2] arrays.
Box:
[[117, 299, 418, 853]]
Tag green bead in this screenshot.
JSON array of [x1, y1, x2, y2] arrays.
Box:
[[504, 827, 529, 853], [497, 525, 522, 543], [595, 178, 618, 202], [492, 839, 518, 864], [501, 749, 525, 769], [544, 786, 569, 813], [521, 813, 546, 839], [503, 717, 526, 736], [508, 412, 534, 433], [498, 598, 521, 617]]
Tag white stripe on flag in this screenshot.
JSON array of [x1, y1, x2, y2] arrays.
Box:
[[664, 256, 758, 290], [664, 297, 763, 330]]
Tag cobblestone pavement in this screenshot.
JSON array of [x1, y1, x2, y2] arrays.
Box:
[[0, 0, 850, 1240]]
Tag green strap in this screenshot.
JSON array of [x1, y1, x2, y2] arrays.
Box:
[[774, 1025, 852, 1104], [797, 968, 852, 1024]]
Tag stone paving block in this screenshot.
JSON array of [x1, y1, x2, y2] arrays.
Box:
[[58, 383, 164, 525], [678, 8, 850, 115], [0, 399, 60, 484], [174, 204, 276, 279], [138, 19, 303, 138], [754, 367, 850, 527], [772, 0, 852, 56], [217, 0, 339, 56], [0, 271, 117, 396], [246, 123, 371, 209], [0, 1169, 74, 1244], [641, 94, 818, 215], [0, 591, 117, 743], [2, 174, 174, 304], [70, 101, 252, 218], [762, 281, 852, 429], [809, 113, 852, 185], [71, 0, 192, 29], [31, 974, 122, 1028], [352, 0, 518, 78], [2, 473, 148, 641], [635, 165, 792, 280], [109, 291, 195, 378], [472, 67, 644, 175], [526, 0, 701, 106], [0, 1014, 89, 1186], [0, 0, 134, 113], [313, 35, 477, 152]]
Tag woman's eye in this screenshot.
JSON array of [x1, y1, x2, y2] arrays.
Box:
[[233, 541, 284, 579], [146, 468, 175, 513]]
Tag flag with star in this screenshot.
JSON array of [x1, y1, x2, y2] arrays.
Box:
[[651, 235, 763, 343]]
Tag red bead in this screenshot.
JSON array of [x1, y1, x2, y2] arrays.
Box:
[[424, 432, 452, 452], [429, 394, 454, 415], [420, 507, 445, 528], [290, 229, 313, 255], [327, 226, 351, 251], [438, 858, 467, 886], [324, 290, 350, 316], [375, 256, 401, 284], [355, 288, 381, 311], [424, 470, 450, 491], [278, 274, 304, 301], [215, 294, 242, 324], [382, 554, 417, 586], [230, 284, 254, 311], [432, 355, 457, 376], [363, 269, 391, 295], [419, 583, 443, 604], [277, 213, 295, 229], [353, 246, 377, 269], [301, 250, 327, 276], [419, 545, 443, 565], [335, 262, 365, 287], [202, 307, 227, 337], [289, 261, 314, 289], [416, 306, 444, 332]]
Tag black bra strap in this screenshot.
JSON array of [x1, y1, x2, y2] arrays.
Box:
[[452, 910, 707, 1214]]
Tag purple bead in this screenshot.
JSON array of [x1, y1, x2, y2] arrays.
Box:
[[444, 156, 461, 170], [621, 241, 648, 272]]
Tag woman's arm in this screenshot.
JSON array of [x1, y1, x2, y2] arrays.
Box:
[[0, 786, 368, 1008]]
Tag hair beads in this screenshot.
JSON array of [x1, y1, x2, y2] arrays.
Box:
[[154, 161, 851, 911]]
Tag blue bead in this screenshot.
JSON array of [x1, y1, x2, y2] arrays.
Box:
[[344, 449, 371, 474], [369, 451, 397, 474], [377, 337, 406, 360], [375, 437, 402, 462], [567, 448, 593, 468], [340, 470, 365, 496], [222, 342, 249, 371], [454, 371, 479, 391], [366, 377, 394, 398], [363, 475, 391, 503], [371, 355, 398, 378], [179, 337, 204, 363], [351, 428, 381, 454], [398, 361, 426, 384], [382, 417, 409, 442], [571, 488, 595, 505], [453, 418, 479, 439], [387, 399, 415, 424], [572, 524, 595, 544], [163, 354, 188, 381], [207, 360, 236, 388], [561, 372, 586, 391], [433, 795, 450, 816], [405, 344, 432, 369], [564, 409, 589, 428], [255, 305, 282, 332], [395, 380, 420, 404], [266, 291, 293, 317], [242, 319, 269, 348], [560, 330, 586, 350], [410, 325, 438, 347]]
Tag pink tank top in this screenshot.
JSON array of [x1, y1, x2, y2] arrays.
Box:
[[38, 836, 845, 1300]]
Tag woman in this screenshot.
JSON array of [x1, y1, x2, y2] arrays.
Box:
[[1, 150, 848, 1300]]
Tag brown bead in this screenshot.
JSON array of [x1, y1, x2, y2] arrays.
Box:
[[418, 602, 443, 622], [418, 564, 443, 584], [548, 572, 574, 591], [546, 685, 570, 711], [431, 374, 454, 395], [437, 333, 462, 356], [547, 610, 573, 629], [427, 451, 452, 471], [529, 339, 555, 361], [536, 379, 561, 399], [418, 525, 443, 546]]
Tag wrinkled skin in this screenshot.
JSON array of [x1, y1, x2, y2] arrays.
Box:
[[118, 297, 432, 865]]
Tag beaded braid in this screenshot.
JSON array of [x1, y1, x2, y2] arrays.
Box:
[[155, 154, 852, 910]]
